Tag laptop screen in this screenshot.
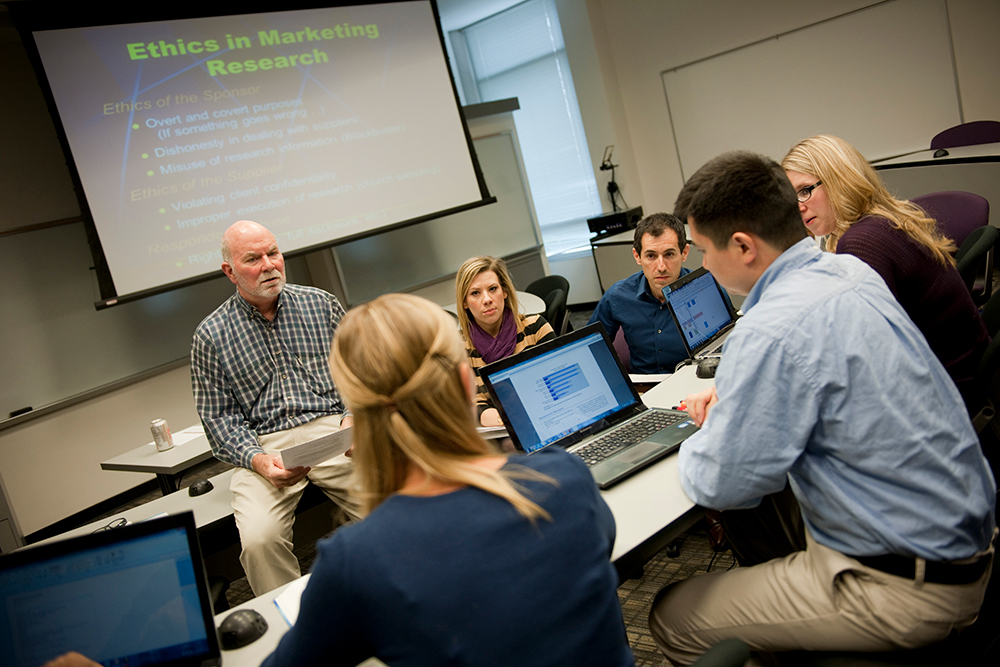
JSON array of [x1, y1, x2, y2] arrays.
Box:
[[481, 325, 637, 453], [663, 268, 735, 356], [0, 513, 220, 667]]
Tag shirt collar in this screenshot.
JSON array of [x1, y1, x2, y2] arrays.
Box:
[[742, 238, 821, 312], [233, 289, 284, 321], [636, 266, 690, 303]]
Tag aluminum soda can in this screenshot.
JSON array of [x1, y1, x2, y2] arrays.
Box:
[[151, 418, 174, 451]]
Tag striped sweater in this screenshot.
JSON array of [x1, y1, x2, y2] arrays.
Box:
[[465, 312, 556, 416]]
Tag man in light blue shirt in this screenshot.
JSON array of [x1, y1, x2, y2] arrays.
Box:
[[648, 151, 996, 664]]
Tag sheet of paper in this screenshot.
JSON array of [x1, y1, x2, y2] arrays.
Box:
[[273, 574, 311, 627], [629, 373, 671, 384], [280, 427, 352, 469]]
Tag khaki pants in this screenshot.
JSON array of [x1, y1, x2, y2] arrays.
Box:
[[231, 414, 361, 596], [648, 530, 994, 665]]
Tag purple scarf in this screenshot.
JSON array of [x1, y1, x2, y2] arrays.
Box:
[[469, 308, 518, 363]]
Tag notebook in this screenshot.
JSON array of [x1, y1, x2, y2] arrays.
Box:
[[480, 322, 698, 489], [663, 267, 738, 360], [0, 512, 221, 667]]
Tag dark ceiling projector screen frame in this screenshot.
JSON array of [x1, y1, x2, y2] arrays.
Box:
[[12, 0, 492, 308]]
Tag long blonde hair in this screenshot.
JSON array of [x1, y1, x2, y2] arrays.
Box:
[[454, 256, 523, 343], [330, 293, 550, 519], [781, 135, 955, 265]]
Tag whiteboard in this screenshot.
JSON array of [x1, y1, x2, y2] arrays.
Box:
[[663, 0, 960, 178], [333, 131, 542, 304]]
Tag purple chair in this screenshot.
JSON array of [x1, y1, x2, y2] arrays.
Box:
[[911, 191, 993, 305], [930, 120, 1000, 150], [911, 191, 989, 248], [612, 328, 631, 372]]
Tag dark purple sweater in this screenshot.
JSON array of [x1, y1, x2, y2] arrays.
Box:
[[836, 215, 989, 407]]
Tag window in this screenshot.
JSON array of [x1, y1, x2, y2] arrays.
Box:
[[454, 0, 601, 255]]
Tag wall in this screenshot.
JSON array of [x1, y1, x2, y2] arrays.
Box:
[[570, 0, 1000, 216], [0, 365, 199, 539]]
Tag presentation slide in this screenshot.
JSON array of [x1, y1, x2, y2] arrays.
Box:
[[27, 2, 484, 299]]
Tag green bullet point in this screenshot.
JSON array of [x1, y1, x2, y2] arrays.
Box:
[[133, 124, 139, 129], [159, 208, 166, 214], [164, 224, 171, 230], [142, 153, 149, 159], [147, 170, 154, 176]]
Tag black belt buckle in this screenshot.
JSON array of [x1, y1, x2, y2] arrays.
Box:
[[856, 552, 991, 585]]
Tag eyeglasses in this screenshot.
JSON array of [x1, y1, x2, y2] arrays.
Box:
[[92, 517, 129, 533], [796, 181, 822, 203]]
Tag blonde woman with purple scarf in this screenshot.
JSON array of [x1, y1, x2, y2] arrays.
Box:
[[455, 256, 556, 427]]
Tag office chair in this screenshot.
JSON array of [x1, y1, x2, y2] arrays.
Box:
[[954, 225, 999, 306], [981, 283, 1000, 338], [930, 120, 1000, 150], [541, 288, 567, 339], [526, 275, 571, 334], [911, 190, 990, 249], [612, 328, 631, 372]]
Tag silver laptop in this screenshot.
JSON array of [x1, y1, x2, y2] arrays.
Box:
[[480, 323, 698, 489], [663, 267, 739, 360], [0, 512, 221, 667]]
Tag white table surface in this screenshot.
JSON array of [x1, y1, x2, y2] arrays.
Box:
[[216, 365, 713, 667], [29, 468, 237, 547], [873, 141, 1000, 167], [101, 425, 214, 493]]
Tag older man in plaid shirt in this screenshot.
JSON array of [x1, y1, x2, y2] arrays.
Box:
[[191, 220, 360, 595]]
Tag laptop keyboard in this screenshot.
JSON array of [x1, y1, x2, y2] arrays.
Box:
[[575, 410, 686, 467]]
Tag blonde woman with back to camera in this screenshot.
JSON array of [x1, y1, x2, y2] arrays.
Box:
[[260, 293, 634, 667], [782, 134, 989, 406], [455, 256, 555, 427]]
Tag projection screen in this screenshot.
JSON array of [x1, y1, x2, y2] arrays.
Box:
[[14, 1, 490, 306]]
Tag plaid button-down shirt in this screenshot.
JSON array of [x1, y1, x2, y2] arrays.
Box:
[[191, 284, 346, 469]]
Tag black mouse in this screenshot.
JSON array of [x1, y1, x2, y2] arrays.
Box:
[[933, 148, 949, 158], [696, 357, 720, 379], [188, 479, 214, 497], [219, 609, 268, 650]]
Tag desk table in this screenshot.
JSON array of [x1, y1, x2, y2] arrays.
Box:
[[101, 425, 214, 495], [216, 365, 713, 667]]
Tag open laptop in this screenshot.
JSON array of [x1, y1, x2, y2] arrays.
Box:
[[480, 323, 698, 489], [0, 512, 221, 667], [663, 267, 739, 360]]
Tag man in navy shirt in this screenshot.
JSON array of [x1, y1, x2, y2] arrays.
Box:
[[589, 213, 691, 373]]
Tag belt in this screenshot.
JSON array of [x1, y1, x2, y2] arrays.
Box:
[[855, 552, 992, 585]]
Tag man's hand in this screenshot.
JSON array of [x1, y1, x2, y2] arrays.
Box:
[[251, 452, 310, 488], [341, 415, 354, 457], [480, 407, 503, 427], [685, 386, 719, 427]]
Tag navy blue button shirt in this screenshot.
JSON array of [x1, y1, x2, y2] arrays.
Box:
[[589, 268, 691, 374]]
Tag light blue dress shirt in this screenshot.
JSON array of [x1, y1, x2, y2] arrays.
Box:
[[679, 238, 996, 560]]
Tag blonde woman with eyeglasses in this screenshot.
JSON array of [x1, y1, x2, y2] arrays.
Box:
[[260, 293, 634, 667], [782, 135, 988, 406]]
